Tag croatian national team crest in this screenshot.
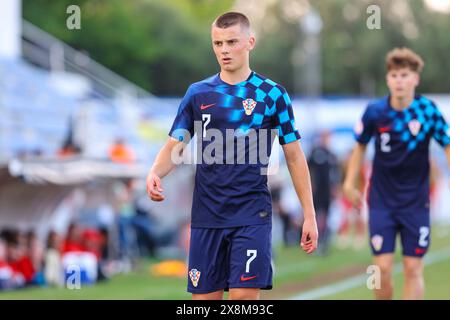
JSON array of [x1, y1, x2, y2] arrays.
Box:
[[242, 98, 257, 116], [371, 235, 383, 252], [408, 119, 421, 136], [189, 269, 201, 287]]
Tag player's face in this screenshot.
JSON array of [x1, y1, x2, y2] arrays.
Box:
[[386, 67, 419, 100], [211, 24, 255, 73]]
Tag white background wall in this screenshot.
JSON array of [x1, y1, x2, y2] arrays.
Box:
[[0, 0, 21, 59]]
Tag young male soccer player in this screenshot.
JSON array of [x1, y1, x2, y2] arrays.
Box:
[[343, 48, 450, 300], [146, 12, 318, 300]]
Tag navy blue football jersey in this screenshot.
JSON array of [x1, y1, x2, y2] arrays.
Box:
[[355, 95, 450, 210], [169, 71, 301, 228]]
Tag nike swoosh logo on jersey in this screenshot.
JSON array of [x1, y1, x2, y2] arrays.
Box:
[[240, 275, 257, 282], [200, 103, 216, 110]]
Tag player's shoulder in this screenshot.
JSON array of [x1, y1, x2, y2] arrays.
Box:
[[186, 74, 221, 95], [363, 96, 389, 118], [251, 72, 290, 106], [416, 94, 439, 109], [367, 95, 389, 110], [252, 72, 288, 94]]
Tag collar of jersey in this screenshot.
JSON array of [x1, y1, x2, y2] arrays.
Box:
[[386, 94, 421, 114], [215, 71, 255, 87]]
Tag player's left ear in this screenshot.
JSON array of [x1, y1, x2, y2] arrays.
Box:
[[248, 35, 256, 51], [413, 72, 420, 87]]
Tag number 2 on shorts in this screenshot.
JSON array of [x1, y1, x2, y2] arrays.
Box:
[[418, 226, 429, 247]]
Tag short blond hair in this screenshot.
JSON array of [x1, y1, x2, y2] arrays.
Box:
[[386, 48, 425, 73]]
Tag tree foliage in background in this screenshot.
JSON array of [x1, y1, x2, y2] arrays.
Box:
[[23, 0, 450, 96], [23, 0, 233, 95], [315, 0, 450, 96]]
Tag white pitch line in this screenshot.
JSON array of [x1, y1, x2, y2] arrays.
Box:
[[289, 246, 450, 300]]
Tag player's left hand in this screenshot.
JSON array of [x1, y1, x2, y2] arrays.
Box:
[[300, 216, 318, 254]]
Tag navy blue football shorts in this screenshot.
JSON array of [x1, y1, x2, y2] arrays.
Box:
[[368, 208, 430, 257], [187, 224, 273, 294]]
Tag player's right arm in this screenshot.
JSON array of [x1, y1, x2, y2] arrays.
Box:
[[146, 138, 186, 202], [343, 143, 366, 208], [147, 85, 195, 202], [343, 104, 374, 208]]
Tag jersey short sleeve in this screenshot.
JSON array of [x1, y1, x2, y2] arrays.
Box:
[[354, 104, 375, 145], [272, 88, 301, 145], [168, 86, 195, 142], [432, 106, 450, 147]]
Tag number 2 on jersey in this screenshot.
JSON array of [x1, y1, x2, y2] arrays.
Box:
[[380, 132, 391, 152]]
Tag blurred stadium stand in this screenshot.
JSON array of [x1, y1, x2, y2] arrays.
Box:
[[0, 16, 191, 259], [0, 58, 79, 160], [0, 21, 163, 163]]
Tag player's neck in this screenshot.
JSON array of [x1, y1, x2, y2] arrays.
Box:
[[390, 93, 415, 111], [219, 67, 252, 85]]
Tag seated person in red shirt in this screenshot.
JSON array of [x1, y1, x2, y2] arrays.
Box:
[[4, 231, 35, 285], [62, 222, 84, 254]]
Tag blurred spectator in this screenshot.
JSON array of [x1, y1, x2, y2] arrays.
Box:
[[57, 118, 81, 159], [82, 228, 110, 282], [132, 197, 158, 258], [25, 230, 44, 274], [109, 138, 134, 163], [81, 229, 103, 261], [60, 223, 105, 285], [62, 222, 84, 254], [57, 142, 81, 159], [97, 227, 113, 281], [98, 227, 110, 261], [25, 230, 45, 285], [115, 180, 138, 260], [44, 230, 63, 287], [308, 131, 340, 255], [4, 230, 35, 285], [270, 179, 298, 246], [0, 234, 15, 290], [337, 152, 366, 250]]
